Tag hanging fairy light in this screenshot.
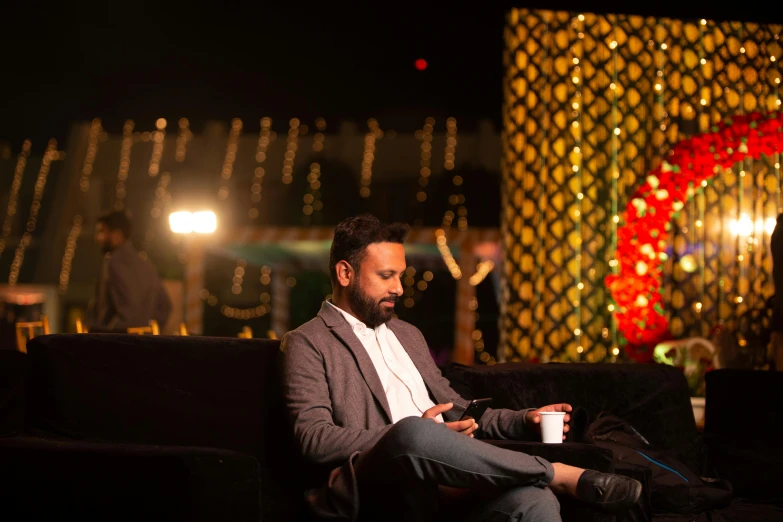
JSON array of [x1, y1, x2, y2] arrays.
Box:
[[79, 118, 102, 192], [472, 327, 496, 365], [249, 117, 272, 219], [148, 118, 167, 177], [58, 215, 83, 294], [572, 14, 584, 357], [59, 120, 103, 294], [175, 118, 193, 162], [232, 258, 246, 295], [150, 172, 172, 219], [444, 117, 457, 170], [609, 17, 621, 357], [416, 117, 435, 202], [114, 120, 135, 210], [435, 229, 461, 279], [218, 118, 243, 200], [9, 140, 59, 285], [360, 118, 380, 198], [282, 118, 300, 184], [201, 265, 273, 319], [313, 117, 326, 153], [469, 260, 495, 286], [0, 140, 32, 259], [303, 162, 322, 220], [402, 267, 433, 308]]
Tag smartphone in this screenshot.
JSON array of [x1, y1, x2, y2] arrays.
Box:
[[459, 398, 493, 421]]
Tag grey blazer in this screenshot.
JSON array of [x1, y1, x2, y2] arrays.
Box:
[[279, 302, 534, 519]]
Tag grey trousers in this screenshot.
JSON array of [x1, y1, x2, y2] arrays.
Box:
[[354, 416, 561, 522]]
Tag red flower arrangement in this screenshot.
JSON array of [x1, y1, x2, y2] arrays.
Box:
[[605, 111, 783, 362]]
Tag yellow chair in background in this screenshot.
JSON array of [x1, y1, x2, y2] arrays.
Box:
[[127, 320, 160, 335], [15, 315, 50, 353]]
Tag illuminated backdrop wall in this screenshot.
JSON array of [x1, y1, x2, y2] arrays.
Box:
[[501, 8, 782, 362]]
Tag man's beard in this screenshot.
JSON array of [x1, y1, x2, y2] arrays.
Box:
[[347, 283, 397, 328]]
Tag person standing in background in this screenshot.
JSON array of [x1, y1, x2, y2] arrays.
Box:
[[86, 210, 172, 332]]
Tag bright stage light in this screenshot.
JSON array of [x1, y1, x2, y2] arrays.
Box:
[[169, 211, 217, 234], [169, 211, 193, 234]]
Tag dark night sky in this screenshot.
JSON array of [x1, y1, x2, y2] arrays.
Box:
[[2, 1, 783, 147]]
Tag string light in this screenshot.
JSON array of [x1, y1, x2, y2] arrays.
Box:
[[149, 172, 172, 220], [249, 117, 272, 219], [148, 118, 166, 177], [469, 260, 495, 286], [307, 121, 326, 220], [696, 20, 708, 333], [472, 328, 496, 365], [282, 118, 300, 184], [607, 15, 625, 358], [416, 117, 435, 202], [175, 118, 193, 162], [260, 265, 271, 286], [202, 265, 273, 319], [218, 118, 243, 200], [735, 24, 747, 313], [9, 140, 59, 285], [114, 120, 135, 210], [232, 259, 246, 295], [0, 140, 32, 259], [58, 215, 82, 294], [572, 14, 584, 356], [360, 119, 380, 198], [60, 121, 103, 294], [313, 117, 326, 152], [435, 229, 461, 279], [303, 162, 322, 221], [79, 119, 102, 192], [402, 267, 433, 308], [444, 117, 457, 170]]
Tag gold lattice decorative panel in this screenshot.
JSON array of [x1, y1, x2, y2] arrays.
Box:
[[501, 8, 783, 362]]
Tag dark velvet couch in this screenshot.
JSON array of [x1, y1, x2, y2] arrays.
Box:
[[0, 334, 780, 521]]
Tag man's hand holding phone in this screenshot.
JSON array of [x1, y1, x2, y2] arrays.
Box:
[[422, 402, 479, 437]]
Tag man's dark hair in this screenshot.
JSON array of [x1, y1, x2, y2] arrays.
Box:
[[329, 214, 409, 285], [96, 209, 132, 238]]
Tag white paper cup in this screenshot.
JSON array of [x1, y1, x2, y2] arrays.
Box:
[[539, 412, 566, 444]]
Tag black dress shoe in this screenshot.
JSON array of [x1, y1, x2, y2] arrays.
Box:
[[576, 470, 642, 514]]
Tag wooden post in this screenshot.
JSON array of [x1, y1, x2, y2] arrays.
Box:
[[271, 267, 290, 338], [184, 241, 205, 335], [453, 241, 476, 365]]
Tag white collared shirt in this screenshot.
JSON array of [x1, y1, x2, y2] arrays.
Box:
[[328, 301, 442, 423]]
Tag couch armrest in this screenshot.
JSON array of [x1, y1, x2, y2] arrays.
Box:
[[482, 440, 614, 473]]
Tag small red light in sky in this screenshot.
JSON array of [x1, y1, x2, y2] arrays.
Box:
[[414, 58, 428, 71]]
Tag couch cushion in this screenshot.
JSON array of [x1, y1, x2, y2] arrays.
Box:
[[446, 362, 699, 458], [25, 334, 283, 456], [0, 436, 261, 522]]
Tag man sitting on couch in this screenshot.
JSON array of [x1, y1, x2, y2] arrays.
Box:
[[280, 214, 641, 521]]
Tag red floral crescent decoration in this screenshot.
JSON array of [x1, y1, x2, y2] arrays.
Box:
[[605, 111, 783, 362]]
